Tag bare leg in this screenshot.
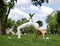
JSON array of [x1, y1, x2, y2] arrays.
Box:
[[42, 32, 44, 39], [17, 28, 21, 39], [38, 29, 46, 39], [36, 31, 39, 40]]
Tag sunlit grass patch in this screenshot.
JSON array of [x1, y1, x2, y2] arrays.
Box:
[[0, 34, 60, 46]]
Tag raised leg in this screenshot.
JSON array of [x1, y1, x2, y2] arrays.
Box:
[[17, 27, 21, 39], [38, 28, 46, 39], [36, 31, 39, 40], [42, 32, 44, 39]]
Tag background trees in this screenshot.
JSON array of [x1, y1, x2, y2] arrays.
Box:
[[7, 18, 15, 28], [31, 0, 48, 6], [7, 17, 43, 34], [0, 0, 48, 35], [46, 11, 60, 35], [0, 0, 17, 35]]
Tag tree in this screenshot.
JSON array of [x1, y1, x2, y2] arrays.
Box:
[[56, 11, 60, 34], [7, 18, 15, 28], [31, 0, 48, 6], [13, 18, 29, 32], [46, 11, 60, 34], [57, 11, 60, 25], [21, 25, 37, 34], [46, 12, 57, 34], [0, 0, 17, 35], [0, 0, 7, 35], [16, 18, 29, 26], [29, 13, 35, 19]]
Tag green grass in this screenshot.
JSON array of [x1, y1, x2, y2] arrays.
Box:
[[0, 34, 60, 46]]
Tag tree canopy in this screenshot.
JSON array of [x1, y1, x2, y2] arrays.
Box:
[[31, 0, 48, 6], [0, 0, 17, 34], [46, 11, 60, 35]]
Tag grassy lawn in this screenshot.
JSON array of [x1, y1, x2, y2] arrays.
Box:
[[0, 34, 60, 46]]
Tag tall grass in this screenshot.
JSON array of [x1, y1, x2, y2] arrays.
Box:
[[0, 34, 60, 46]]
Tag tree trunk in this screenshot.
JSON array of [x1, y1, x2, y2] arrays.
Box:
[[0, 17, 6, 35], [0, 16, 6, 35], [1, 7, 11, 35], [0, 0, 11, 35], [0, 16, 8, 35], [0, 16, 2, 35], [1, 23, 6, 35]]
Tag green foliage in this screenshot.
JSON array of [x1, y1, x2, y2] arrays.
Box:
[[46, 11, 60, 34], [31, 0, 48, 6], [49, 15, 57, 26], [13, 18, 29, 31], [21, 18, 29, 24], [46, 25, 51, 34], [7, 18, 15, 28], [57, 26, 60, 34], [29, 13, 35, 19], [16, 18, 29, 26], [6, 18, 29, 31], [46, 15, 53, 23], [22, 26, 37, 34], [57, 11, 60, 25]]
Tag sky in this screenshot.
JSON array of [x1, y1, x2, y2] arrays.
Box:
[[8, 0, 60, 29]]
